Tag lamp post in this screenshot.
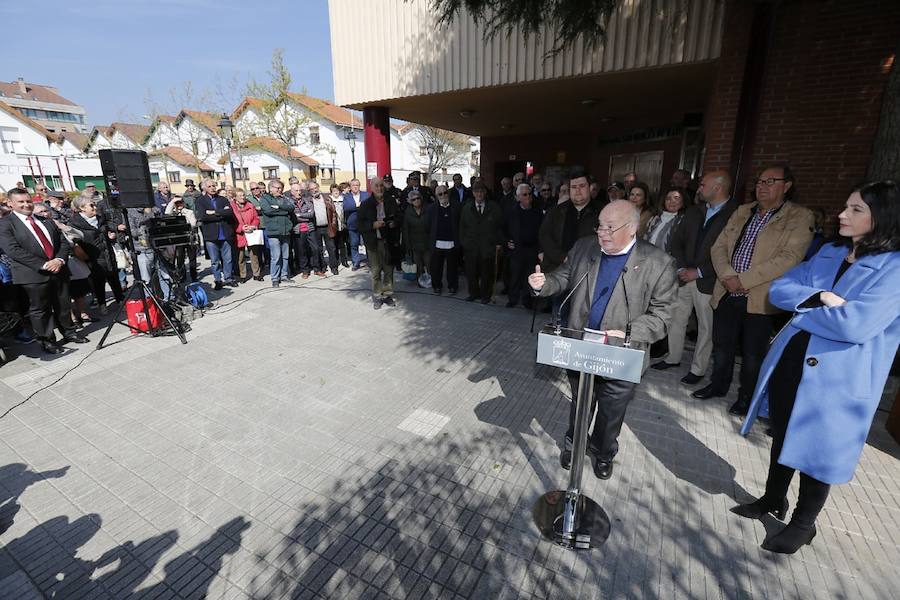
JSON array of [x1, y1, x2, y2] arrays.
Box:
[[329, 148, 337, 184], [218, 113, 236, 188], [345, 128, 357, 179]]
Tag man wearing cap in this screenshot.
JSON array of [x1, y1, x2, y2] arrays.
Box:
[[181, 179, 200, 212], [401, 171, 434, 207], [382, 173, 401, 204], [606, 181, 626, 204]]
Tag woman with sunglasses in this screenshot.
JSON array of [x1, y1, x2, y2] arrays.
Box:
[[68, 192, 124, 312]]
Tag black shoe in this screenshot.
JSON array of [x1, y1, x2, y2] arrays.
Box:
[[352, 266, 360, 271], [692, 384, 726, 400], [272, 281, 280, 288], [41, 341, 65, 355], [466, 295, 477, 302], [651, 361, 680, 371], [728, 398, 751, 416], [373, 298, 383, 310], [383, 296, 395, 307], [559, 450, 572, 470], [433, 288, 442, 295], [226, 280, 238, 287], [591, 456, 613, 480], [283, 277, 295, 283], [331, 269, 339, 275], [730, 497, 789, 521], [480, 298, 491, 305], [214, 281, 223, 291], [63, 334, 89, 344], [680, 372, 703, 385], [254, 276, 264, 281], [448, 288, 457, 295], [341, 261, 350, 268], [761, 522, 817, 554]]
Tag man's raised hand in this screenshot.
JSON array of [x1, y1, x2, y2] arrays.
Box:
[[528, 265, 545, 291]]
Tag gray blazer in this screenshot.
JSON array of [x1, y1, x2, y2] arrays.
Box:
[[536, 237, 678, 371]]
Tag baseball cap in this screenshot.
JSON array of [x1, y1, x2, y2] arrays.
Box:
[[185, 179, 195, 186], [607, 181, 626, 192]]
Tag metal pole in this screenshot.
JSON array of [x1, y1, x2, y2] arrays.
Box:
[[561, 372, 594, 534], [350, 147, 356, 179]]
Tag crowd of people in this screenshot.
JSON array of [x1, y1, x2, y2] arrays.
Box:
[[1, 163, 898, 557]]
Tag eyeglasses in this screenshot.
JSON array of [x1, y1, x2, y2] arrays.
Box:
[[437, 191, 448, 196], [520, 192, 532, 197], [755, 177, 787, 186], [596, 222, 632, 235], [541, 188, 551, 193], [249, 187, 259, 191]]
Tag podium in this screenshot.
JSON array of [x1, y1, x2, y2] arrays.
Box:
[[532, 324, 645, 550]]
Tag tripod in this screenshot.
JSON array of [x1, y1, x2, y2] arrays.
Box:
[[96, 206, 187, 349]]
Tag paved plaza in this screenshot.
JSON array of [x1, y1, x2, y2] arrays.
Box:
[[0, 268, 898, 599]]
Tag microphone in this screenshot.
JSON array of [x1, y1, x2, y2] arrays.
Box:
[[621, 266, 632, 347], [554, 255, 597, 334]]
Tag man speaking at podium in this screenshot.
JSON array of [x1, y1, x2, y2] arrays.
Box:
[[529, 199, 676, 479]]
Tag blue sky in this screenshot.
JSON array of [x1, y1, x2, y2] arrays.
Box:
[[3, 0, 336, 126]]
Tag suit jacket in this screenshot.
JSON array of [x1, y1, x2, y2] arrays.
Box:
[[358, 195, 401, 250], [741, 245, 900, 484], [539, 201, 601, 273], [341, 191, 366, 231], [668, 198, 737, 294], [458, 199, 503, 257], [425, 199, 462, 249], [710, 200, 814, 314], [0, 213, 72, 284], [536, 238, 677, 371], [195, 193, 236, 241], [450, 185, 473, 205]]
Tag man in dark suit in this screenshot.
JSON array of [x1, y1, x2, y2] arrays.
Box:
[[529, 200, 676, 479], [0, 188, 88, 353], [458, 183, 502, 303], [357, 177, 401, 309], [504, 184, 543, 308], [195, 178, 236, 290], [654, 171, 737, 385], [450, 173, 473, 205]]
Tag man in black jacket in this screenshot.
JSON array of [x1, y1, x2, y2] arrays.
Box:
[[195, 178, 236, 290], [504, 184, 543, 308], [358, 177, 401, 309], [427, 185, 462, 295], [0, 188, 87, 353], [459, 183, 502, 303], [654, 170, 737, 385]]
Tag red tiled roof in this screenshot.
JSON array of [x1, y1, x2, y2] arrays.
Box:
[[217, 136, 319, 166], [285, 92, 362, 128], [177, 109, 221, 134], [231, 97, 266, 120], [150, 145, 215, 171], [110, 122, 151, 145], [0, 100, 57, 141], [0, 80, 78, 107]]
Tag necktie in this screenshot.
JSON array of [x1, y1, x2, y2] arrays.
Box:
[[27, 216, 54, 259]]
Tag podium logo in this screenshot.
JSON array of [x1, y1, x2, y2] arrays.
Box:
[[552, 338, 571, 365]]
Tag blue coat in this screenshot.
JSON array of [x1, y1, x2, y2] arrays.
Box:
[[741, 243, 900, 484], [341, 192, 368, 231]]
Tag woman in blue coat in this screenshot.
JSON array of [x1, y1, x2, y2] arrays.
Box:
[[733, 180, 900, 554]]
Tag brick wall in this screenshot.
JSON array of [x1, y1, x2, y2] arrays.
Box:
[[703, 0, 900, 221]]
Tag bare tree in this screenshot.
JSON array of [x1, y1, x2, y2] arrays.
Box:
[[410, 126, 472, 180], [246, 49, 317, 177]]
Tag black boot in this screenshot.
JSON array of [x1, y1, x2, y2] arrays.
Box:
[[730, 496, 789, 521], [761, 521, 817, 554]]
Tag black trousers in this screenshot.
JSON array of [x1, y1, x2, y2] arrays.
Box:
[[710, 295, 774, 399], [89, 265, 124, 305], [294, 229, 321, 273], [763, 342, 831, 527], [566, 370, 636, 460], [508, 247, 539, 305], [333, 229, 350, 265], [21, 276, 76, 341], [430, 247, 458, 291], [316, 227, 338, 272], [465, 249, 495, 302]]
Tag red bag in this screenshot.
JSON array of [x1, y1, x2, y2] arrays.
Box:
[[125, 299, 161, 334]]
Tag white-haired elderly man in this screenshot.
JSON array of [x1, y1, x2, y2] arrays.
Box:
[[529, 200, 677, 480]]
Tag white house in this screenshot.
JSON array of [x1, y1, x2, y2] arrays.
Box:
[[148, 145, 216, 188], [393, 123, 480, 185]]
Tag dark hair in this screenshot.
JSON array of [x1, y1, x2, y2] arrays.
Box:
[[751, 162, 796, 202], [8, 187, 30, 199], [661, 187, 688, 214], [837, 180, 900, 258], [630, 181, 653, 212], [569, 170, 592, 185]]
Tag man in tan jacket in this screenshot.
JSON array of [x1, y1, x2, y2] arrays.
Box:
[[693, 164, 814, 416]]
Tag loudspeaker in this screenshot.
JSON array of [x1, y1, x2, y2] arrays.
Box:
[[98, 149, 154, 209]]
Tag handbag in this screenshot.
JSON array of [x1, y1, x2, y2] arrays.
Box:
[[244, 229, 264, 247], [113, 246, 131, 270]]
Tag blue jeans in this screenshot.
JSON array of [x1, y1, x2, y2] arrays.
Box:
[[205, 240, 233, 283], [349, 229, 364, 267], [268, 235, 290, 283], [136, 250, 171, 300]]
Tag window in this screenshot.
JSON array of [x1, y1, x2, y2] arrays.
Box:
[[205, 139, 214, 153], [0, 126, 21, 153], [191, 141, 199, 155], [150, 172, 160, 184], [309, 126, 320, 145], [307, 166, 318, 180], [263, 166, 279, 179], [234, 167, 250, 181], [419, 145, 427, 157], [168, 171, 181, 183]]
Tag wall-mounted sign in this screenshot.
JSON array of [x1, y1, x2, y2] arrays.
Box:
[[556, 151, 566, 164], [366, 162, 378, 179]]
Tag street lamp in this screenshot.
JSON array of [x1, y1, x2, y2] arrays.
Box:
[[329, 148, 337, 183], [345, 128, 357, 179], [218, 113, 236, 188]]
